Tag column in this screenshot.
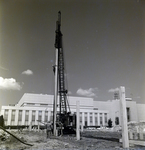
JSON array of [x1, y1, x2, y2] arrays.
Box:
[[97, 113, 100, 126], [42, 110, 45, 122], [92, 113, 95, 126], [29, 110, 32, 125], [102, 113, 105, 126], [35, 110, 38, 125], [14, 110, 19, 125], [22, 110, 26, 125], [7, 109, 12, 125], [87, 112, 90, 126], [82, 112, 84, 126]]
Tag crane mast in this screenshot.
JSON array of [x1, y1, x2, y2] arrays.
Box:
[[53, 12, 75, 135], [55, 11, 70, 115]]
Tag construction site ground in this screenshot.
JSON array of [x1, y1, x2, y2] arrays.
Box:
[[0, 128, 145, 150]]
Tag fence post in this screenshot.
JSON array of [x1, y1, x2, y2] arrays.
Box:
[[129, 131, 133, 140], [38, 122, 40, 132], [29, 121, 32, 131], [139, 132, 143, 140]]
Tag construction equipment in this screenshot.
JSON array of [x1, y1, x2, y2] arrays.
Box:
[[53, 11, 76, 135]]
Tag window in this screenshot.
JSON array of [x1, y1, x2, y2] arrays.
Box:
[[11, 110, 15, 121], [104, 113, 108, 124], [90, 116, 92, 123], [100, 117, 102, 125], [25, 110, 29, 121], [127, 108, 130, 122], [18, 110, 22, 121], [95, 116, 98, 125], [89, 113, 93, 124], [38, 111, 42, 121], [32, 111, 35, 121], [4, 109, 8, 121], [100, 113, 102, 125], [50, 111, 53, 121], [45, 111, 48, 122], [80, 116, 82, 123], [85, 116, 87, 126]]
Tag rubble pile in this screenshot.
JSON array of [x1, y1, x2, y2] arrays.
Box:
[[0, 126, 145, 149], [112, 125, 122, 132], [128, 121, 145, 133]]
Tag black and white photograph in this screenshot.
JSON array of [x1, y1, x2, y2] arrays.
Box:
[[0, 0, 145, 149]]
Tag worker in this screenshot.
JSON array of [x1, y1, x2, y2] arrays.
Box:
[[50, 122, 53, 134], [46, 122, 52, 138]]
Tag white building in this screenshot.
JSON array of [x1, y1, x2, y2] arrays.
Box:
[[0, 93, 145, 127]]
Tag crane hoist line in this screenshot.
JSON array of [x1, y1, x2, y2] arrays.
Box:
[[53, 11, 76, 135]]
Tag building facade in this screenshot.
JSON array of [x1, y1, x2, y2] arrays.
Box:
[[0, 93, 109, 127], [1, 93, 145, 127]]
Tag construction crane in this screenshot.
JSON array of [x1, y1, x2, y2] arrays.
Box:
[[53, 11, 75, 135]]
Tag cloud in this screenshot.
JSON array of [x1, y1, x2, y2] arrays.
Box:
[[76, 87, 98, 97], [22, 69, 33, 75], [108, 87, 119, 93], [0, 66, 8, 71], [0, 77, 22, 90]]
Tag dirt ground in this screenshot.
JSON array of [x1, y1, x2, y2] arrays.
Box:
[[0, 129, 145, 150]]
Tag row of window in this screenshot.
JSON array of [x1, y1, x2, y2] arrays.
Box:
[[4, 110, 52, 123], [4, 109, 108, 125]]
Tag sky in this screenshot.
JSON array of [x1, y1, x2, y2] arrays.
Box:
[[0, 0, 145, 109]]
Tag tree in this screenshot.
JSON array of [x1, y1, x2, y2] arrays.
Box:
[[0, 115, 4, 128], [115, 117, 119, 125], [108, 118, 112, 128]]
